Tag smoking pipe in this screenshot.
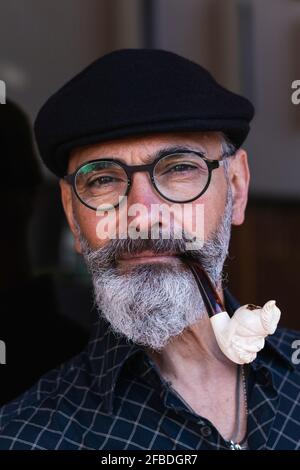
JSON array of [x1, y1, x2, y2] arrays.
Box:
[[178, 255, 281, 364]]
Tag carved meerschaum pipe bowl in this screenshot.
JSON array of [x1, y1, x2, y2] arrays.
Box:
[[178, 255, 281, 364]]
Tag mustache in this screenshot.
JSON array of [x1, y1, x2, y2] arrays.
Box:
[[79, 229, 219, 270]]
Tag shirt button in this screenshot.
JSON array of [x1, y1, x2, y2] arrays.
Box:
[[200, 426, 212, 437]]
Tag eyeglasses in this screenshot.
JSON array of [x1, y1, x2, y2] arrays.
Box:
[[64, 149, 232, 211]]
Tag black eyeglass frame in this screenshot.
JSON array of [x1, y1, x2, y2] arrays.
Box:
[[64, 149, 233, 211]]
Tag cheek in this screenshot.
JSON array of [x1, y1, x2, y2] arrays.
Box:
[[185, 183, 227, 240], [75, 204, 111, 249]]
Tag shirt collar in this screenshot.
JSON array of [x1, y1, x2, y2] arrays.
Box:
[[87, 289, 295, 414]]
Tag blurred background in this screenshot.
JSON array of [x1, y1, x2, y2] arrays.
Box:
[[1, 0, 300, 334]]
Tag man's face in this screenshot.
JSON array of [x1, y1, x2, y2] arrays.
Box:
[[60, 131, 249, 350]]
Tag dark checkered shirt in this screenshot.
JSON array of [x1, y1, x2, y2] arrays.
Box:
[[0, 290, 299, 450]]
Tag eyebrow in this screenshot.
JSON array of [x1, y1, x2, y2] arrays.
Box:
[[87, 145, 206, 166], [142, 145, 206, 164], [79, 145, 208, 169]]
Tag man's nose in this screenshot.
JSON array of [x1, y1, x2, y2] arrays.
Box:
[[125, 172, 165, 234]]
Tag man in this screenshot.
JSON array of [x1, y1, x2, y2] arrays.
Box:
[[0, 49, 299, 450]]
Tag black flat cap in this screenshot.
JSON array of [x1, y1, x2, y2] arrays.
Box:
[[34, 48, 255, 177]]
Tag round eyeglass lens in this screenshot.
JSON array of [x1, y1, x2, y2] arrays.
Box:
[[75, 161, 128, 210], [153, 153, 210, 202]]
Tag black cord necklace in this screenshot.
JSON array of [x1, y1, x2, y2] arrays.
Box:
[[227, 364, 248, 450]]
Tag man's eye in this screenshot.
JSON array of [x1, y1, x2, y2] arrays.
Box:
[[164, 163, 198, 174], [87, 175, 120, 186]]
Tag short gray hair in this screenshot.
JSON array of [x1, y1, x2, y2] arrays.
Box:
[[220, 133, 237, 174]]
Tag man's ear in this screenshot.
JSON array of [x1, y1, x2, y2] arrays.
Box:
[[228, 149, 250, 226], [59, 179, 82, 253]]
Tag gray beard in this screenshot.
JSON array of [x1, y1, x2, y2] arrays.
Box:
[[79, 190, 233, 351]]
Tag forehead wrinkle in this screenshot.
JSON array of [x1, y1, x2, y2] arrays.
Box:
[[137, 144, 207, 165], [68, 132, 223, 172]]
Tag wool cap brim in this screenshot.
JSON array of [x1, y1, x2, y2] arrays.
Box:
[[34, 49, 255, 177]]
